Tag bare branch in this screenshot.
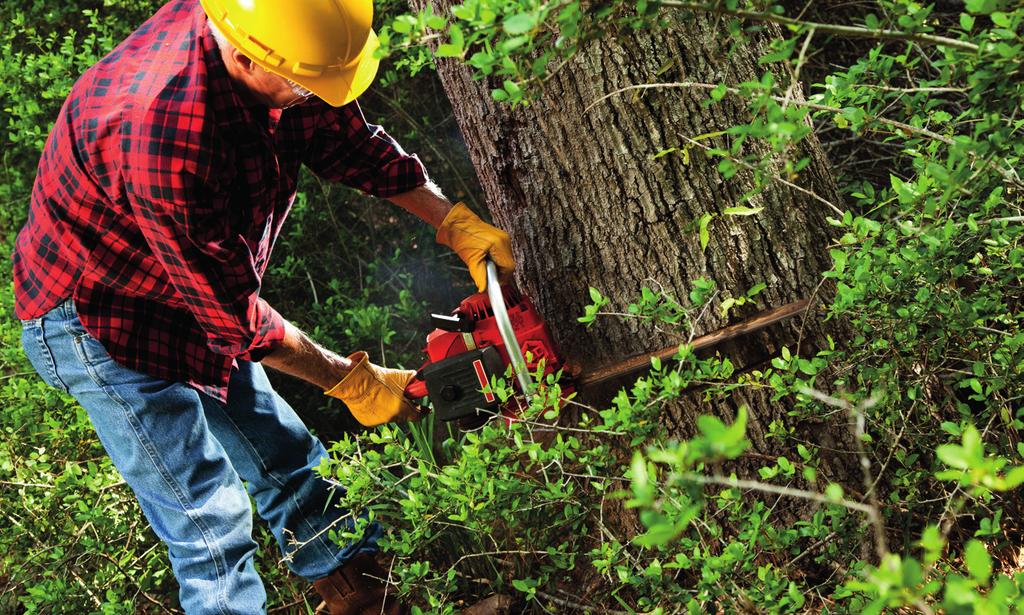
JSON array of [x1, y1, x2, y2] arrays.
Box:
[[661, 1, 980, 52]]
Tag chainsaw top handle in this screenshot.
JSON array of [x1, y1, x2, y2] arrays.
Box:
[[484, 259, 534, 400]]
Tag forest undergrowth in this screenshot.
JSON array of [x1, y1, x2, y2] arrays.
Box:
[[1, 0, 1022, 613]]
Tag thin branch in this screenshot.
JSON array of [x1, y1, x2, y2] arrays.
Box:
[[853, 84, 967, 94], [586, 82, 953, 144], [661, 1, 980, 52], [0, 480, 54, 489], [782, 27, 816, 110], [680, 134, 845, 215], [536, 590, 636, 615], [681, 472, 878, 515], [94, 551, 180, 614]]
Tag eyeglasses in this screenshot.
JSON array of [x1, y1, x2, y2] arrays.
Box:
[[285, 78, 314, 100]]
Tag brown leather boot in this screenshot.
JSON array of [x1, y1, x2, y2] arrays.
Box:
[[313, 553, 405, 615]]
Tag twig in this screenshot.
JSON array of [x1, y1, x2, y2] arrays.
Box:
[[785, 531, 838, 569], [536, 590, 635, 614], [268, 595, 313, 614], [681, 472, 878, 515], [94, 551, 180, 614], [848, 399, 890, 558], [853, 84, 966, 94], [782, 27, 816, 110], [660, 1, 980, 52], [680, 134, 845, 216], [0, 480, 54, 489], [305, 268, 320, 305], [798, 388, 890, 557], [443, 550, 550, 576]]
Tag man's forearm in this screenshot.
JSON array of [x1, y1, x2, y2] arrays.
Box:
[[261, 319, 353, 390], [386, 182, 453, 228]]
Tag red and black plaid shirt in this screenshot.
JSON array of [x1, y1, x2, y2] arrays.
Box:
[[13, 0, 427, 403]]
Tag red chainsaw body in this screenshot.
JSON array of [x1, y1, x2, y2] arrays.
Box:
[[405, 286, 567, 424]]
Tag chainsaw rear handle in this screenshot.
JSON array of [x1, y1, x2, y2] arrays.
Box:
[[405, 374, 428, 399]]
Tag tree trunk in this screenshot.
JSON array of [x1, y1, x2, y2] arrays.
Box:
[[412, 4, 859, 488]]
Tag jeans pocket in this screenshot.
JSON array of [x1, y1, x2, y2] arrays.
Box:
[[20, 322, 71, 394], [72, 329, 116, 371], [56, 300, 114, 369]]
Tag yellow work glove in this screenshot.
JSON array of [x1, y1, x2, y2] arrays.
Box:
[[324, 351, 424, 427], [435, 202, 516, 293]]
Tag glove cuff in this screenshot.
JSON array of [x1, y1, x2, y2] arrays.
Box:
[[435, 202, 477, 247], [323, 351, 370, 399]]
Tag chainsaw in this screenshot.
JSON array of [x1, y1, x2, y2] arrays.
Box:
[[404, 260, 566, 428], [404, 259, 812, 427]]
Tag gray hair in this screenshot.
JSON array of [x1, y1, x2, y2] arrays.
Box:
[[207, 17, 232, 51]]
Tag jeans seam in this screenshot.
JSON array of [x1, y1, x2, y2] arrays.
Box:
[[32, 322, 70, 394], [214, 405, 344, 570], [69, 333, 234, 615]]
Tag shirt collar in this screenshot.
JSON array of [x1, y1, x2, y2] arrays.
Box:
[[196, 10, 265, 130]]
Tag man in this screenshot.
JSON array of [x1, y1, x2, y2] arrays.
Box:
[[12, 0, 515, 613]]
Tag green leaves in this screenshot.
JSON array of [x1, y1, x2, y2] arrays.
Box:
[[698, 212, 713, 251], [435, 25, 465, 58], [935, 425, 985, 470], [965, 0, 1000, 14], [935, 425, 1024, 495], [696, 204, 765, 253], [577, 286, 610, 326], [502, 12, 538, 35], [722, 205, 764, 216], [964, 540, 992, 585], [693, 406, 750, 462], [378, 0, 615, 106], [391, 14, 419, 34]]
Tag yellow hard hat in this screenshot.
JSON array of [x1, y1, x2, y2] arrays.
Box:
[[199, 0, 380, 106]]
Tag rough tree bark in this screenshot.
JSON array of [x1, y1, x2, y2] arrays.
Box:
[[411, 4, 859, 490]]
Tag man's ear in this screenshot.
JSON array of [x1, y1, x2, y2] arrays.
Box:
[[230, 48, 256, 74]]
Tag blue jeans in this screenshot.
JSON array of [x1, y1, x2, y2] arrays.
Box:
[[20, 299, 380, 614]]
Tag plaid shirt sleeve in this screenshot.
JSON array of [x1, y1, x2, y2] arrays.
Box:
[[122, 108, 286, 362], [304, 101, 427, 197]]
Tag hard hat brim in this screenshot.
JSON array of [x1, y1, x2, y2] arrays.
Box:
[[291, 28, 380, 107], [201, 0, 380, 107]]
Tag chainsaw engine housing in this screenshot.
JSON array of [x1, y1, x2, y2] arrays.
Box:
[[406, 286, 565, 424], [419, 346, 505, 422]]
